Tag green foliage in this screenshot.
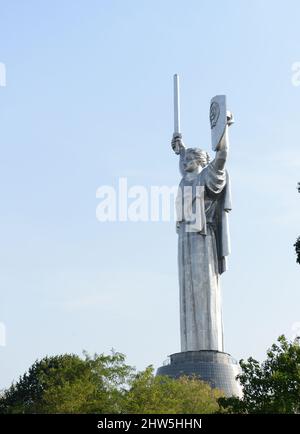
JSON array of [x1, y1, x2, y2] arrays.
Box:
[[294, 236, 300, 264], [3, 337, 300, 414], [0, 350, 134, 414], [219, 335, 300, 413], [124, 366, 222, 414], [0, 353, 222, 414]]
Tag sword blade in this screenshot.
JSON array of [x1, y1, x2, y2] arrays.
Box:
[[173, 74, 181, 134]]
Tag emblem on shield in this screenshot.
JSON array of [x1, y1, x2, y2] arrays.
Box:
[[210, 101, 220, 129], [210, 95, 227, 151]]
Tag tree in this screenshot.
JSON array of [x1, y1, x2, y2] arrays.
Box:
[[124, 366, 222, 414], [294, 236, 300, 265], [295, 182, 300, 264], [219, 335, 300, 413], [0, 350, 134, 414], [0, 352, 223, 414]]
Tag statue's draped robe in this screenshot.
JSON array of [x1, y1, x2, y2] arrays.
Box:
[[176, 154, 232, 352]]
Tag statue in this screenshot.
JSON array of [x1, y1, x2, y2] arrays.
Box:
[[171, 76, 234, 353], [156, 76, 241, 398]]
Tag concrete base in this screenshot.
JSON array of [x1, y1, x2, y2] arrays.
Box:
[[156, 350, 242, 398]]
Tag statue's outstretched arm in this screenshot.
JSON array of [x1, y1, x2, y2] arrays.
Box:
[[214, 127, 228, 171]]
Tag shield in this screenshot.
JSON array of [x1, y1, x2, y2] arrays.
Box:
[[210, 95, 227, 151]]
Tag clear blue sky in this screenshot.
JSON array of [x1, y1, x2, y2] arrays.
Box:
[[1, 0, 300, 389]]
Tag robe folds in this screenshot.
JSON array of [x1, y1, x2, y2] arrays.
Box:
[[176, 159, 232, 352]]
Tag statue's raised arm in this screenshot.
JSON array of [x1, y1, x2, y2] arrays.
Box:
[[171, 133, 188, 177]]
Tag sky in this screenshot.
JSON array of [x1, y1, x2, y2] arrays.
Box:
[[0, 0, 300, 389]]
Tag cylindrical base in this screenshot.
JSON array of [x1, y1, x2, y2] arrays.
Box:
[[156, 350, 242, 398]]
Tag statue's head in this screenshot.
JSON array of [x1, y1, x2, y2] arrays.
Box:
[[183, 148, 210, 172]]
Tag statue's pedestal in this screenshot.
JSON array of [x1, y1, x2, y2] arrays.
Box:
[[156, 350, 242, 397]]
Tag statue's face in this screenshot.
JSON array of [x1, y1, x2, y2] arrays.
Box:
[[183, 155, 198, 172], [183, 151, 207, 172]]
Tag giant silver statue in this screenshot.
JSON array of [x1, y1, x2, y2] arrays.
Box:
[[171, 75, 234, 353], [156, 77, 241, 397]]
